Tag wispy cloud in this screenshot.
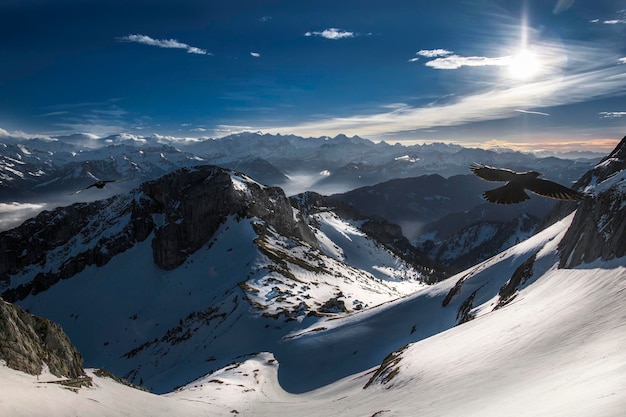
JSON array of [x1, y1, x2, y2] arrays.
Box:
[[599, 111, 626, 118], [38, 111, 69, 117], [42, 99, 132, 137], [260, 16, 272, 22], [118, 34, 210, 55], [553, 0, 576, 14], [250, 52, 261, 58], [305, 28, 354, 40], [425, 54, 511, 70], [514, 109, 550, 116], [261, 63, 626, 138], [413, 49, 511, 70], [590, 10, 626, 25], [619, 57, 626, 64]]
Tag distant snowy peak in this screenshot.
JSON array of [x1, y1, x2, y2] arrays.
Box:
[[1, 130, 602, 200]]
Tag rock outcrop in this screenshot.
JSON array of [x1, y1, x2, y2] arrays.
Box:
[[0, 298, 84, 379], [144, 166, 316, 270], [558, 136, 626, 268]]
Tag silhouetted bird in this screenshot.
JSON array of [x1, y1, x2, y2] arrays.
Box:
[[470, 163, 585, 204], [70, 179, 125, 195]]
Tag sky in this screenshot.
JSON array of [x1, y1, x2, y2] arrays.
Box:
[[1, 0, 626, 152]]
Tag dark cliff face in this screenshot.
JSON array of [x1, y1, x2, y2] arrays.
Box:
[[143, 166, 316, 270], [1, 165, 316, 301], [557, 136, 626, 268], [0, 193, 155, 302], [0, 298, 84, 379]]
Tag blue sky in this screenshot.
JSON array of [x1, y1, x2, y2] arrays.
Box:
[[1, 0, 626, 152]]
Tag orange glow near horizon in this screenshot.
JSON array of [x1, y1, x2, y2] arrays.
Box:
[[392, 137, 622, 154], [459, 138, 621, 153]]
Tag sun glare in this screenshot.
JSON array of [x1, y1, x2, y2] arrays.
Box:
[[508, 50, 541, 80]]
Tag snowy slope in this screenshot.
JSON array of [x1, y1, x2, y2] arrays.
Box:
[[154, 211, 626, 415], [2, 211, 624, 417], [4, 168, 429, 394]]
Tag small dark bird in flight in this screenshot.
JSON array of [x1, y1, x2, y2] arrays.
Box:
[[470, 163, 585, 204], [70, 179, 125, 195]]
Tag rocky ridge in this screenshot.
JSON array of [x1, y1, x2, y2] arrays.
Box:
[[558, 135, 626, 267], [0, 165, 315, 301], [0, 298, 85, 380]]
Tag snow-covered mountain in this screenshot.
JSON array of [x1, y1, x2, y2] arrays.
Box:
[[1, 172, 624, 416], [0, 165, 439, 393], [0, 131, 598, 235], [0, 141, 204, 200], [329, 172, 566, 270], [0, 137, 624, 416]]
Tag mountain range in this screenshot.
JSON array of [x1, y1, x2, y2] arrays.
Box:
[[1, 131, 597, 201], [0, 134, 624, 416], [0, 132, 598, 270]]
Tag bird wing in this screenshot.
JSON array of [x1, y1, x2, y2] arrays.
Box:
[[69, 183, 95, 194], [69, 179, 128, 195], [470, 163, 519, 182], [482, 183, 531, 204], [526, 178, 585, 201]]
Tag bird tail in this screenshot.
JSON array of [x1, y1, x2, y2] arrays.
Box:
[[483, 184, 531, 204]]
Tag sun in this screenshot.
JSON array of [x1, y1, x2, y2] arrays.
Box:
[[508, 50, 541, 80]]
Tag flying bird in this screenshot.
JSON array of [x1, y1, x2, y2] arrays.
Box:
[[470, 163, 585, 204], [70, 179, 125, 195]]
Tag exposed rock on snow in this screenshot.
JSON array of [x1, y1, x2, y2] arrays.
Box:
[[142, 166, 315, 270], [0, 298, 84, 379], [558, 136, 626, 267]]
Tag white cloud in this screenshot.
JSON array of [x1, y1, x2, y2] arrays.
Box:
[[118, 34, 210, 55], [425, 54, 511, 70], [599, 111, 626, 118], [250, 52, 261, 58], [305, 28, 354, 40], [619, 57, 626, 64], [415, 49, 513, 70], [417, 49, 453, 58]]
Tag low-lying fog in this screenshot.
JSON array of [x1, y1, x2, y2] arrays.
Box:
[[0, 174, 356, 232]]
